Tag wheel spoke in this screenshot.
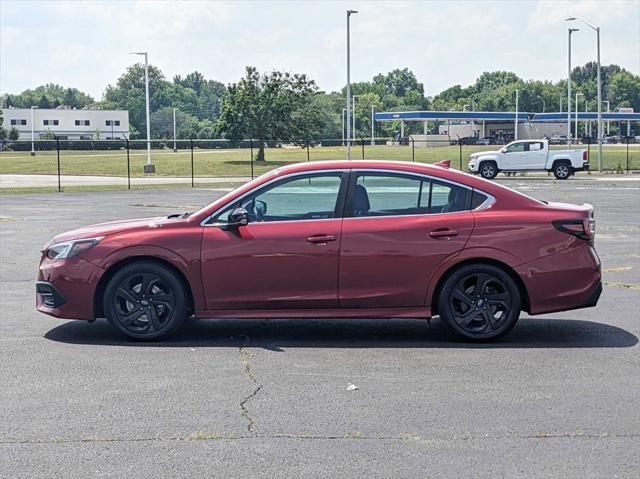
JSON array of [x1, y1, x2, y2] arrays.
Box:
[[455, 307, 479, 327], [474, 273, 492, 296], [147, 306, 163, 332], [116, 287, 139, 305], [120, 308, 145, 327], [452, 288, 474, 307], [481, 309, 498, 331]]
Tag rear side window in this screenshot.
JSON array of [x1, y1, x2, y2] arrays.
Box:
[[470, 190, 489, 209], [347, 172, 469, 217]]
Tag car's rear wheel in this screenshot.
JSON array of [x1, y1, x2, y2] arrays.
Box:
[[553, 161, 572, 180], [103, 261, 187, 340], [479, 161, 498, 179], [437, 264, 521, 341]]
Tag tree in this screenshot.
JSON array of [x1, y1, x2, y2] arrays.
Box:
[[1, 84, 94, 109], [0, 110, 6, 141], [608, 70, 640, 112], [216, 66, 317, 161], [8, 127, 20, 141]]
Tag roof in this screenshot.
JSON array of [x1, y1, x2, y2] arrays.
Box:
[[375, 111, 531, 122], [375, 110, 640, 122]]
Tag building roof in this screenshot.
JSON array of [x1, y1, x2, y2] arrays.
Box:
[[375, 110, 640, 122]]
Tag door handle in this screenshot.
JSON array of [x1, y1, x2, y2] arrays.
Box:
[[429, 228, 458, 238], [307, 234, 336, 244]]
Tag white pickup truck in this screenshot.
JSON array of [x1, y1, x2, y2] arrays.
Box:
[[468, 139, 589, 180]]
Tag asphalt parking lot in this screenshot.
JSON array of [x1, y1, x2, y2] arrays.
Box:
[[1, 178, 639, 478]]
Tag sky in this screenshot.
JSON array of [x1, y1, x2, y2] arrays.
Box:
[[1, 0, 639, 100]]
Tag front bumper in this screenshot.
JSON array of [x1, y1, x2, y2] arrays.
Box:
[[36, 255, 104, 320]]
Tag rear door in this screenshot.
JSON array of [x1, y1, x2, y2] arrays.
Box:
[[524, 141, 547, 169], [338, 171, 474, 308]]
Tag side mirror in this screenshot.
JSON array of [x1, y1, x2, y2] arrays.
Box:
[[226, 207, 249, 228], [501, 147, 508, 153]]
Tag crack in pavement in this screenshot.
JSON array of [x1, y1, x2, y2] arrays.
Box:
[[238, 334, 263, 435], [1, 432, 637, 446]]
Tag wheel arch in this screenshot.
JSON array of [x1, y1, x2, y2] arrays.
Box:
[[94, 255, 195, 319], [429, 257, 531, 316]]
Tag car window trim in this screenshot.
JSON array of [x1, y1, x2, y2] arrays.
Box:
[[201, 169, 350, 227]]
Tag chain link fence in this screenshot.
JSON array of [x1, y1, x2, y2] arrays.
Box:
[[1, 136, 638, 193]]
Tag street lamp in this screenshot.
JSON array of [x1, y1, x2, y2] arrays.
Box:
[[346, 9, 358, 160], [575, 92, 583, 141], [603, 100, 610, 135], [566, 16, 602, 171], [371, 104, 375, 146], [130, 51, 154, 173], [538, 96, 546, 113], [341, 108, 346, 146], [514, 89, 519, 140], [173, 108, 177, 152], [567, 27, 579, 145], [352, 94, 360, 141], [30, 106, 37, 156]]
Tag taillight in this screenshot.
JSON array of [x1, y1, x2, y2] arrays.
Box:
[[583, 150, 588, 162], [553, 218, 595, 240]]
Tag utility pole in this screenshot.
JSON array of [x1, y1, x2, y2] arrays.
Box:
[[371, 104, 375, 146], [346, 10, 358, 160], [131, 51, 154, 172], [173, 108, 177, 152], [567, 28, 579, 145], [514, 89, 519, 140]]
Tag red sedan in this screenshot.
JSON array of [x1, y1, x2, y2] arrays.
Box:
[[36, 160, 602, 341]]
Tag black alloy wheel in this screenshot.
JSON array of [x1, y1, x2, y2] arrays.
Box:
[[438, 264, 521, 341], [104, 261, 187, 340]]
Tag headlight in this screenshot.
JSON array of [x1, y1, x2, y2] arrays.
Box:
[[45, 237, 104, 260]]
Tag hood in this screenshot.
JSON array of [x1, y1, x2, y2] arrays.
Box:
[[470, 150, 499, 159], [47, 216, 184, 246]]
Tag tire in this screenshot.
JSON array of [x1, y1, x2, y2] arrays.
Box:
[[437, 264, 521, 341], [553, 161, 572, 180], [479, 161, 498, 179], [103, 261, 188, 340]]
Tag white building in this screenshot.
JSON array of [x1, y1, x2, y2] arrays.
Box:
[[2, 107, 129, 140]]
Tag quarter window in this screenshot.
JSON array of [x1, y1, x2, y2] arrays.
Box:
[[216, 173, 344, 223]]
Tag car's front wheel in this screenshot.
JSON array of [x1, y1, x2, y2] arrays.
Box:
[[437, 264, 521, 341], [103, 261, 188, 340], [479, 161, 498, 179]]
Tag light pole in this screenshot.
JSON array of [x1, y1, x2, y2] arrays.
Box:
[[173, 108, 177, 152], [352, 94, 359, 141], [463, 104, 470, 111], [538, 96, 546, 113], [30, 106, 37, 156], [341, 108, 346, 146], [575, 92, 583, 141], [346, 9, 358, 160], [567, 17, 602, 171], [603, 100, 610, 135], [514, 89, 519, 140], [131, 51, 154, 172], [567, 27, 579, 145], [370, 105, 375, 146]]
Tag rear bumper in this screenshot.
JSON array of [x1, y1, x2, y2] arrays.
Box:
[[574, 163, 590, 172], [516, 243, 601, 315]]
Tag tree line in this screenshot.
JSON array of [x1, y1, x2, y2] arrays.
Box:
[[2, 62, 639, 158]]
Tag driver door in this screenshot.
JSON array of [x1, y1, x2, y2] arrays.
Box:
[[200, 171, 348, 310], [501, 142, 526, 170]]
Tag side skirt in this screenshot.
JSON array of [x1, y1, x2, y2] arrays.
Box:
[[195, 307, 431, 320]]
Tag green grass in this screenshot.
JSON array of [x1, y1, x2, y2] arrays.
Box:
[[0, 181, 244, 195], [1, 144, 638, 178]]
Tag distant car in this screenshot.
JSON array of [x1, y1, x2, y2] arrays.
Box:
[[549, 135, 567, 145], [468, 139, 588, 180], [36, 160, 601, 342], [604, 135, 620, 144], [477, 138, 491, 146]]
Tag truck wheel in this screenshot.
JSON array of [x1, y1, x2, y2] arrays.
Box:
[[553, 161, 572, 180], [480, 162, 498, 179]]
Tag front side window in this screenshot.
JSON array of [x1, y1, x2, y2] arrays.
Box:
[[505, 143, 525, 153], [347, 172, 469, 217], [215, 173, 344, 224]]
